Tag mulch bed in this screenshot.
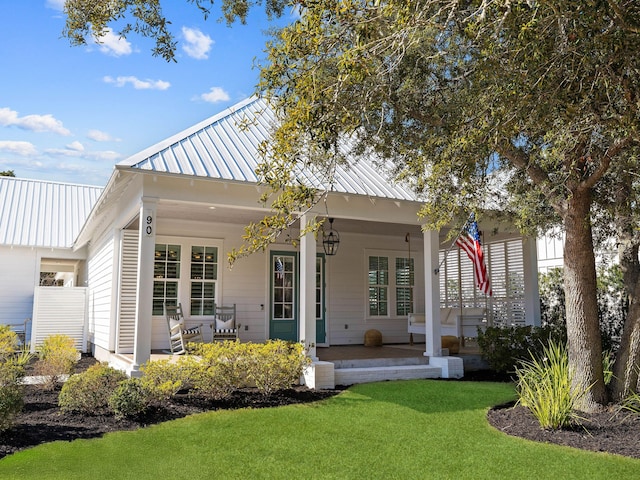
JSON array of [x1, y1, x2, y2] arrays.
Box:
[[0, 355, 341, 459], [488, 402, 640, 459], [1, 358, 639, 460]]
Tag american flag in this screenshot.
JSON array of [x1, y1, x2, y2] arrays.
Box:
[[456, 216, 492, 296], [275, 257, 284, 280]]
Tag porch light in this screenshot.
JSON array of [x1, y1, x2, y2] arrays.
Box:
[[322, 218, 340, 256]]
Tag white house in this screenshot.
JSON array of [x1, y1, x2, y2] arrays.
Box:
[[0, 177, 102, 349], [0, 96, 540, 384]]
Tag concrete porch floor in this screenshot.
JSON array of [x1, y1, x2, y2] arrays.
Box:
[[316, 343, 484, 366]]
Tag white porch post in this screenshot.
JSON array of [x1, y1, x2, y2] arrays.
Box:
[[423, 229, 442, 357], [299, 214, 317, 360], [131, 197, 158, 374], [523, 236, 541, 327]]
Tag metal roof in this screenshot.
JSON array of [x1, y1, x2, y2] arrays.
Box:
[[0, 176, 102, 248], [119, 96, 418, 202]]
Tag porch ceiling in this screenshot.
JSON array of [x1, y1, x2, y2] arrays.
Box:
[[127, 200, 425, 238]]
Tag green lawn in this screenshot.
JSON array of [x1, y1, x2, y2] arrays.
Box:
[[0, 380, 637, 479]]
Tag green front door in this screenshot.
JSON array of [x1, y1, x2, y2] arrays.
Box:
[[269, 251, 326, 343], [270, 252, 298, 341], [315, 255, 326, 344]]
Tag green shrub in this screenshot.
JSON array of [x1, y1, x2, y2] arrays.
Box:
[[188, 341, 249, 400], [620, 391, 640, 415], [539, 265, 626, 354], [109, 378, 150, 418], [602, 350, 615, 386], [33, 334, 78, 390], [0, 326, 20, 360], [477, 325, 565, 374], [0, 360, 26, 431], [139, 359, 189, 403], [58, 363, 127, 414], [245, 340, 310, 397], [515, 340, 589, 430]]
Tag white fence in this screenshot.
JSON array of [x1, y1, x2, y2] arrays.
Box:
[[31, 287, 89, 353]]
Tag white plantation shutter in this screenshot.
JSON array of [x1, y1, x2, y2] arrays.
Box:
[[440, 238, 526, 326], [117, 230, 139, 353], [486, 239, 526, 326]]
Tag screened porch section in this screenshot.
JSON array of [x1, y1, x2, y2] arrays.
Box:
[[439, 237, 527, 328]]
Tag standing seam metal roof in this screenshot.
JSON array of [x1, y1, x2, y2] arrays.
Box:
[[119, 97, 418, 202], [0, 176, 102, 248]]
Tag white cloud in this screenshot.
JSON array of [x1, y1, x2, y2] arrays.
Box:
[[182, 27, 213, 60], [199, 87, 230, 104], [95, 28, 133, 57], [66, 141, 85, 152], [104, 75, 171, 90], [45, 0, 65, 10], [87, 129, 120, 142], [45, 145, 122, 162], [0, 141, 38, 156], [90, 150, 121, 162], [0, 107, 71, 136]]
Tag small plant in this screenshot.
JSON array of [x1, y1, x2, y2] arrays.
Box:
[[109, 378, 150, 418], [602, 350, 615, 386], [245, 340, 310, 397], [58, 363, 127, 414], [33, 334, 78, 390], [515, 340, 589, 430], [188, 341, 249, 400], [0, 326, 20, 360], [0, 360, 26, 431], [620, 391, 640, 415], [140, 358, 189, 403]]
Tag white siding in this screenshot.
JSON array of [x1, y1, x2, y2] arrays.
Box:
[[0, 247, 38, 325], [87, 234, 115, 351], [31, 287, 88, 352]]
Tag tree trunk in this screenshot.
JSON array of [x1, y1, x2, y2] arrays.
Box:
[[611, 226, 640, 401], [563, 189, 607, 411]]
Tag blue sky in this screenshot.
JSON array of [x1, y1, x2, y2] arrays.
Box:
[[0, 0, 292, 186]]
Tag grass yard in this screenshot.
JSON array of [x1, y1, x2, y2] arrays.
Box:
[[0, 380, 637, 479]]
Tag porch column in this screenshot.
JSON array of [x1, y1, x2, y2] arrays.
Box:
[[131, 197, 158, 374], [423, 229, 442, 357], [523, 236, 541, 327], [299, 214, 317, 360]]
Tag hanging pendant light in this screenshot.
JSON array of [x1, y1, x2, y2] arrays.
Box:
[[323, 218, 340, 256]]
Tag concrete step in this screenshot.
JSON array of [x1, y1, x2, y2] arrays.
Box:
[[332, 356, 430, 369], [334, 364, 441, 386]]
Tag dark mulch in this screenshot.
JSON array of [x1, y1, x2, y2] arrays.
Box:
[[1, 359, 639, 460], [0, 355, 341, 460], [488, 401, 640, 459]]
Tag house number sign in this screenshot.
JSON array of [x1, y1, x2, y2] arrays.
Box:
[[144, 210, 154, 237]]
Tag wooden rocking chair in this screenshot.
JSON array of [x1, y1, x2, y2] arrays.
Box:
[[211, 304, 240, 342], [165, 303, 203, 354]]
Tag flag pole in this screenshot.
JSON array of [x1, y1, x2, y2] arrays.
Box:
[[434, 217, 471, 275]]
